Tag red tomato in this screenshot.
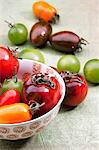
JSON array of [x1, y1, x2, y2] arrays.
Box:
[[22, 73, 61, 116], [0, 89, 20, 107], [0, 47, 19, 82], [60, 71, 88, 106]]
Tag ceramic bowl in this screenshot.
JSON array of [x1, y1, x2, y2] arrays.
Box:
[[0, 59, 65, 140]]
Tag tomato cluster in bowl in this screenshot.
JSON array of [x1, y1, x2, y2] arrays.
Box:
[[0, 46, 63, 124]]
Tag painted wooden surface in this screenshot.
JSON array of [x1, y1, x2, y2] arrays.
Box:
[[0, 0, 99, 149]]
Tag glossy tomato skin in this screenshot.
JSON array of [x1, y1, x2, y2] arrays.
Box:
[[1, 78, 23, 96], [22, 73, 61, 116], [84, 59, 99, 84], [30, 21, 52, 47], [49, 31, 85, 53], [8, 23, 28, 45], [32, 1, 59, 23], [0, 89, 20, 107], [57, 55, 80, 73], [60, 72, 88, 106], [0, 47, 19, 82], [18, 48, 45, 63]]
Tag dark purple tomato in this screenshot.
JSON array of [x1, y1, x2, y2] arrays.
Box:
[[49, 31, 88, 53], [30, 21, 52, 47], [22, 73, 61, 117]]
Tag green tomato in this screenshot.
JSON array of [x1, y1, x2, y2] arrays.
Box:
[[1, 78, 23, 96], [84, 59, 99, 84], [57, 55, 80, 73], [8, 23, 28, 45], [18, 49, 45, 63]]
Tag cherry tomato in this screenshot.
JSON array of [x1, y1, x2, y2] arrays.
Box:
[[60, 71, 88, 106], [84, 59, 99, 84], [32, 1, 59, 23], [18, 48, 45, 63], [30, 21, 52, 47], [22, 73, 61, 117], [6, 21, 28, 45], [0, 89, 20, 107], [0, 47, 19, 82], [49, 31, 88, 53], [57, 55, 80, 73], [1, 77, 23, 96]]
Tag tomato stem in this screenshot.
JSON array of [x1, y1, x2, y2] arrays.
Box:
[[31, 73, 55, 88], [30, 102, 45, 115], [60, 71, 84, 84], [49, 14, 60, 24], [4, 20, 14, 28], [12, 67, 18, 83], [55, 14, 60, 20], [7, 46, 18, 58], [80, 38, 89, 44]]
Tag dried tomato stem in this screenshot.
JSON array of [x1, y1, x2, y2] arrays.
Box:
[[81, 38, 89, 44], [12, 67, 18, 83], [4, 20, 13, 28], [55, 14, 60, 20], [31, 74, 55, 88], [30, 102, 45, 115]]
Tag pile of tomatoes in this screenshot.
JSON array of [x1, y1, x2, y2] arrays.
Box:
[[0, 1, 99, 124], [0, 47, 62, 124]]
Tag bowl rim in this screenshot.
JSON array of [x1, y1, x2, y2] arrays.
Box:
[[0, 59, 65, 127]]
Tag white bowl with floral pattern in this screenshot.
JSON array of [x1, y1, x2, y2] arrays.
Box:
[[0, 59, 65, 140]]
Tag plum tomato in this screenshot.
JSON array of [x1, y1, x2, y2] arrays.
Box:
[[22, 73, 61, 117], [6, 21, 28, 45], [32, 1, 59, 23], [57, 55, 80, 73], [60, 71, 88, 106], [30, 21, 52, 47], [49, 31, 88, 53], [18, 48, 45, 63], [0, 46, 19, 82], [84, 59, 99, 84]]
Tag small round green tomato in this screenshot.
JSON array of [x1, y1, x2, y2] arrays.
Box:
[[18, 49, 45, 63], [1, 78, 23, 95], [84, 59, 99, 84], [57, 55, 80, 73], [8, 23, 28, 45]]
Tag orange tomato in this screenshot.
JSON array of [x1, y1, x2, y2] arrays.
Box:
[[0, 103, 32, 124], [32, 1, 59, 23]]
